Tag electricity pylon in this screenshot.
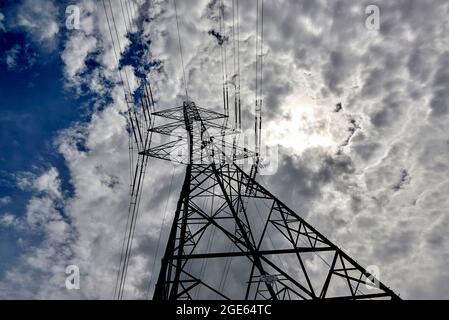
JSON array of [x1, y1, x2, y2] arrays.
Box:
[[143, 101, 399, 300]]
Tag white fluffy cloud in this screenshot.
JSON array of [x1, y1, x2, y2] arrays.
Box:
[[0, 11, 5, 32], [2, 0, 449, 299], [61, 34, 97, 82], [0, 213, 19, 227], [3, 43, 37, 71], [0, 167, 71, 298], [0, 196, 11, 206], [15, 0, 59, 48]]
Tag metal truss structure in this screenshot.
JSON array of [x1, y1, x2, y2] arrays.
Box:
[[142, 101, 400, 300], [100, 0, 398, 301]]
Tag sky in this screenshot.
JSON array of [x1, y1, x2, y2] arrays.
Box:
[[0, 0, 449, 299]]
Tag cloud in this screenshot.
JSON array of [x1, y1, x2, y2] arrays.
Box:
[[4, 168, 65, 239], [61, 33, 98, 89], [33, 167, 62, 200], [0, 213, 20, 228], [15, 0, 60, 50], [15, 167, 61, 198], [3, 44, 37, 71], [0, 11, 5, 32], [0, 166, 71, 298], [0, 196, 11, 206]]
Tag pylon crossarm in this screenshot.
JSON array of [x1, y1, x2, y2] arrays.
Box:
[[149, 121, 186, 136], [171, 247, 334, 259]]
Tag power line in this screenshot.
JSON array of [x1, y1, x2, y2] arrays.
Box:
[[123, 0, 134, 32], [147, 165, 176, 298], [236, 0, 241, 129], [107, 0, 133, 96], [260, 1, 263, 152], [232, 0, 240, 130], [173, 0, 189, 101], [222, 0, 230, 117], [119, 0, 130, 33], [103, 0, 156, 300], [102, 0, 137, 298]]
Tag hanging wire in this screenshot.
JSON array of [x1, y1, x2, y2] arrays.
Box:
[[219, 0, 228, 116], [102, 0, 138, 299], [232, 0, 237, 129], [254, 0, 263, 157], [124, 0, 134, 32], [236, 0, 241, 130], [147, 165, 176, 298], [119, 0, 130, 33], [221, 0, 230, 117], [259, 0, 264, 153], [173, 0, 189, 101], [102, 0, 157, 300], [118, 137, 152, 299], [108, 0, 133, 96], [232, 0, 242, 131]]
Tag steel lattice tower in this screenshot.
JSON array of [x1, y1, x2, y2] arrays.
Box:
[[139, 101, 400, 300]]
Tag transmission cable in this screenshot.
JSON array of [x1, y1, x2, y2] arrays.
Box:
[[103, 0, 158, 300], [147, 165, 176, 298], [173, 0, 189, 101], [103, 0, 137, 298]]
